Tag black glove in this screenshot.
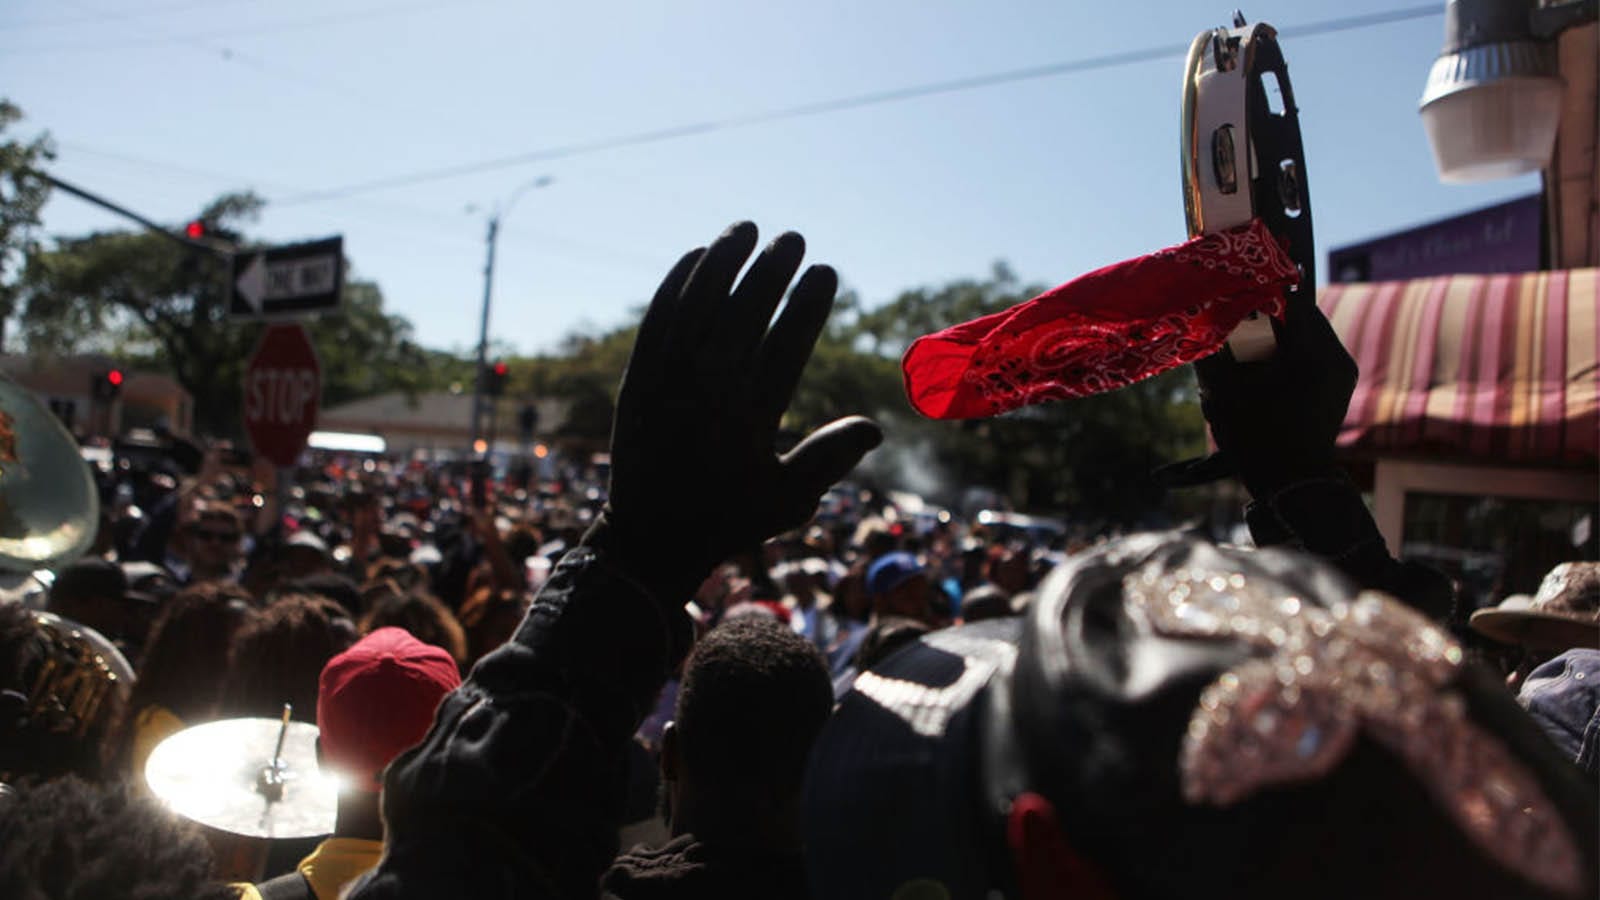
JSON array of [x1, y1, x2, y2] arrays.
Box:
[[1164, 296, 1357, 499], [587, 222, 882, 604]]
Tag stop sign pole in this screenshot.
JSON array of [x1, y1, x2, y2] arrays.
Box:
[[244, 323, 322, 469]]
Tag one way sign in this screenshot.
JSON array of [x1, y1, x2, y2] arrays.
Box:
[[229, 237, 345, 320]]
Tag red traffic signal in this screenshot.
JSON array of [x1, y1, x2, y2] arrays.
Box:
[[90, 368, 124, 400], [485, 360, 509, 396], [184, 220, 205, 240]]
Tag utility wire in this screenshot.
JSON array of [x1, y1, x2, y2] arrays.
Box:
[[50, 141, 674, 271], [0, 0, 257, 32], [1, 0, 475, 50], [270, 5, 1441, 207]]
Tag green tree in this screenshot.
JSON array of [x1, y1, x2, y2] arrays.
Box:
[[0, 99, 54, 353], [457, 266, 1208, 526], [517, 323, 638, 443], [17, 191, 436, 435], [805, 267, 1208, 525], [307, 279, 440, 409]]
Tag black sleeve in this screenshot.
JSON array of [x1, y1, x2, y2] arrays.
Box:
[[1244, 468, 1455, 622], [346, 545, 691, 900]]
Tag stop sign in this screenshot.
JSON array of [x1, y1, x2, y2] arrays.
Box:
[[244, 323, 321, 467]]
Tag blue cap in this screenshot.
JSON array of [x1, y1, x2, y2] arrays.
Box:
[[866, 552, 923, 597]]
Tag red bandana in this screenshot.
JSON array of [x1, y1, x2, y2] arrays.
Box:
[[901, 219, 1300, 420]]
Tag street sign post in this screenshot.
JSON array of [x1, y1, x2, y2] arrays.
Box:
[[243, 323, 321, 468], [229, 237, 344, 320]]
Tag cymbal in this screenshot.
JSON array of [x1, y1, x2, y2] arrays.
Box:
[[144, 717, 339, 839]]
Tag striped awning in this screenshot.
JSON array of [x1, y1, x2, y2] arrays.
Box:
[[1319, 269, 1598, 466]]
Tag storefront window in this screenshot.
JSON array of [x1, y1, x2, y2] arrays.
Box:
[[1401, 493, 1598, 613]]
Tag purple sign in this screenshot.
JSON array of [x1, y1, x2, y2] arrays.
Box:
[[1328, 194, 1542, 283]]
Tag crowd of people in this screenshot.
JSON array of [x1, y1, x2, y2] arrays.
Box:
[[0, 222, 1594, 899]]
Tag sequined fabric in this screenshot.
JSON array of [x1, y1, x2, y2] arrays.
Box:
[[1123, 568, 1583, 897]]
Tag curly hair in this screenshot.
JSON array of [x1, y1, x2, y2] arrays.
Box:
[[218, 593, 353, 723], [674, 616, 833, 799], [129, 582, 257, 723], [0, 775, 238, 900], [456, 586, 527, 668], [359, 588, 468, 669]]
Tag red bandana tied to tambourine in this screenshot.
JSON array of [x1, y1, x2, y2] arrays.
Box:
[[901, 218, 1299, 420]]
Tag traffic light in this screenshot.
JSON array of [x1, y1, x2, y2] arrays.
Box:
[[90, 368, 124, 401], [180, 219, 242, 248], [484, 360, 509, 396]]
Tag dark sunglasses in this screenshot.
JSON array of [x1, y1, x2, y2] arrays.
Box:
[[193, 529, 240, 543]]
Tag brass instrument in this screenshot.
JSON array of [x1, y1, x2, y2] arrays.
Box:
[[0, 370, 101, 573], [0, 372, 127, 780], [22, 609, 134, 738], [0, 610, 134, 782]]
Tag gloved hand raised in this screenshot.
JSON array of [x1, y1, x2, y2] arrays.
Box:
[[588, 222, 882, 603], [1187, 297, 1358, 499]]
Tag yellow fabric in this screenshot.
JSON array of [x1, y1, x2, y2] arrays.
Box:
[[229, 837, 382, 900], [298, 836, 383, 900], [129, 704, 184, 779]]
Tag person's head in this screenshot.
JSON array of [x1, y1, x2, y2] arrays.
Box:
[[358, 588, 468, 671], [834, 566, 871, 623], [456, 586, 528, 669], [805, 533, 1600, 899], [182, 503, 244, 576], [960, 583, 1017, 623], [852, 615, 931, 672], [662, 616, 833, 846], [987, 544, 1032, 596], [0, 776, 238, 900], [867, 551, 932, 623], [218, 593, 355, 723], [121, 561, 180, 652], [1471, 561, 1600, 690], [126, 582, 256, 724], [47, 558, 129, 649], [317, 627, 460, 798], [281, 572, 363, 620], [280, 530, 333, 579]]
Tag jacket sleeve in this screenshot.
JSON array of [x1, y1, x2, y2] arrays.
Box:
[[1244, 469, 1456, 623], [346, 545, 691, 900]]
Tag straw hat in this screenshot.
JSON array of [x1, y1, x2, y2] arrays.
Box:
[[1470, 562, 1600, 653]]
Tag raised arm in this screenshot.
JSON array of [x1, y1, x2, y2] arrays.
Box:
[[348, 223, 880, 899], [1190, 299, 1454, 620]]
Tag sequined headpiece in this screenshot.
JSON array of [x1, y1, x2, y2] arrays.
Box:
[[1124, 565, 1583, 896]]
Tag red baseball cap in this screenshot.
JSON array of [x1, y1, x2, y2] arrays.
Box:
[[317, 626, 461, 792]]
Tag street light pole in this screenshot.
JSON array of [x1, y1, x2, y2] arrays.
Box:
[[469, 214, 500, 453], [467, 175, 551, 457]]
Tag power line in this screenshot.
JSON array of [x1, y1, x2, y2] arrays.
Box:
[[49, 141, 673, 272], [38, 0, 425, 119], [270, 5, 1441, 207], [0, 0, 257, 32], [0, 0, 475, 51]]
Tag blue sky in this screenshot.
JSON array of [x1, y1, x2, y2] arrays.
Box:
[[3, 0, 1539, 356]]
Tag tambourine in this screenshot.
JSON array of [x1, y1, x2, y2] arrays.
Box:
[[1181, 14, 1316, 361]]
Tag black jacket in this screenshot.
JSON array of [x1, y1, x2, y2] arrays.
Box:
[[347, 545, 692, 899]]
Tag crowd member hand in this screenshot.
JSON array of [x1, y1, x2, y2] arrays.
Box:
[[589, 222, 882, 602], [1184, 298, 1358, 499]]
